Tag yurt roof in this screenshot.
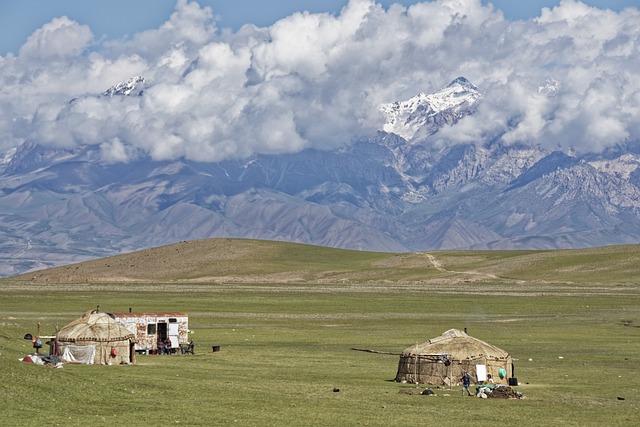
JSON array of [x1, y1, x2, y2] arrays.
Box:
[[402, 329, 509, 359], [57, 310, 135, 343]]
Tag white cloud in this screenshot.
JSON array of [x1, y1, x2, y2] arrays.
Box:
[[107, 0, 216, 60], [18, 16, 93, 60], [1, 0, 639, 162], [100, 137, 132, 163]]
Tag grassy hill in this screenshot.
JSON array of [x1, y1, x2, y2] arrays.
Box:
[[7, 238, 640, 285]]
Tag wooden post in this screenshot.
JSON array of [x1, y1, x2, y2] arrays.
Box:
[[35, 322, 40, 354], [414, 342, 419, 385]]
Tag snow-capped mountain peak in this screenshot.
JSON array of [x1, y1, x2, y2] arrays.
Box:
[[538, 78, 559, 98], [380, 76, 481, 141], [102, 76, 147, 97], [0, 146, 17, 165]]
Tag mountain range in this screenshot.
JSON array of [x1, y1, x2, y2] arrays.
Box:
[[2, 76, 640, 277]]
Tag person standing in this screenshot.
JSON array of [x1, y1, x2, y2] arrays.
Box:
[[461, 371, 473, 396]]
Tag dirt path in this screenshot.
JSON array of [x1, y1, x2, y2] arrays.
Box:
[[425, 253, 498, 280], [425, 253, 446, 272]]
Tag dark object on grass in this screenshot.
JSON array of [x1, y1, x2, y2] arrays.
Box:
[[486, 386, 524, 399], [180, 340, 195, 354], [42, 355, 61, 365], [508, 377, 518, 386], [333, 388, 340, 392], [24, 333, 33, 340], [617, 397, 625, 401], [421, 389, 435, 396], [212, 345, 221, 352]]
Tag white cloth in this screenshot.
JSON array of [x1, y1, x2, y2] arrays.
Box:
[[61, 345, 96, 364]]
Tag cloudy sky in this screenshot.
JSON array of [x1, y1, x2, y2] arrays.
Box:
[[1, 0, 639, 163]]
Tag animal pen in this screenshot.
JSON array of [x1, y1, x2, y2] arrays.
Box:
[[395, 329, 514, 386]]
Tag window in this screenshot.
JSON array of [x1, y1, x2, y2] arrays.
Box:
[[147, 323, 156, 334]]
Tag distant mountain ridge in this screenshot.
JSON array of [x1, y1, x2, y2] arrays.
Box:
[[1, 76, 640, 277]]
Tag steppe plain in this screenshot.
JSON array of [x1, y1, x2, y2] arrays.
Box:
[[1, 239, 639, 426]]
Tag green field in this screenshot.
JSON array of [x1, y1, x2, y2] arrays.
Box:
[[1, 240, 639, 426]]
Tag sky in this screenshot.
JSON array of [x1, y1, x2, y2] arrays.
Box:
[[1, 0, 638, 55], [1, 0, 639, 162]]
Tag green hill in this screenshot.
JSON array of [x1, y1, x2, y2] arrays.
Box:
[[5, 238, 640, 285]]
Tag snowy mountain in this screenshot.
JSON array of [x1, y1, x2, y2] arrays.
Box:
[[102, 76, 147, 97], [380, 77, 481, 140], [1, 76, 640, 276]]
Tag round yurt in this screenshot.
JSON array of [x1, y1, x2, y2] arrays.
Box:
[[395, 329, 512, 385], [57, 310, 136, 365]]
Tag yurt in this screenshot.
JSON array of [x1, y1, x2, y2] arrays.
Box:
[[57, 310, 136, 365], [395, 329, 513, 385]]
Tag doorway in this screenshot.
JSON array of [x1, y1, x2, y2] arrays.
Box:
[[157, 322, 167, 342]]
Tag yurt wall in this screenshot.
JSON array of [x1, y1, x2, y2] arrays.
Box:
[[395, 354, 512, 385]]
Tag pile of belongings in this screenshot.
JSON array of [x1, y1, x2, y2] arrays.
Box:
[[19, 353, 63, 368], [476, 384, 524, 399]]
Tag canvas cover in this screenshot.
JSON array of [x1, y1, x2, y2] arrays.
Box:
[[61, 345, 96, 364], [57, 310, 135, 365], [395, 329, 512, 385]]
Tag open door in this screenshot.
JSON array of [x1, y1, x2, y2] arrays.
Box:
[[168, 318, 179, 348], [130, 342, 136, 364], [157, 322, 168, 342]]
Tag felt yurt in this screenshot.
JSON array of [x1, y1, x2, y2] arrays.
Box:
[[395, 329, 513, 385], [57, 309, 136, 365]]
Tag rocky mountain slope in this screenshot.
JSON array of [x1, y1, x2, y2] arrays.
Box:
[[1, 77, 640, 277]]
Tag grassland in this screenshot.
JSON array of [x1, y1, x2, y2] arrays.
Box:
[[1, 239, 639, 426]]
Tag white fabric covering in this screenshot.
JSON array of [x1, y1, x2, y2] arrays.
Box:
[[61, 345, 96, 364]]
